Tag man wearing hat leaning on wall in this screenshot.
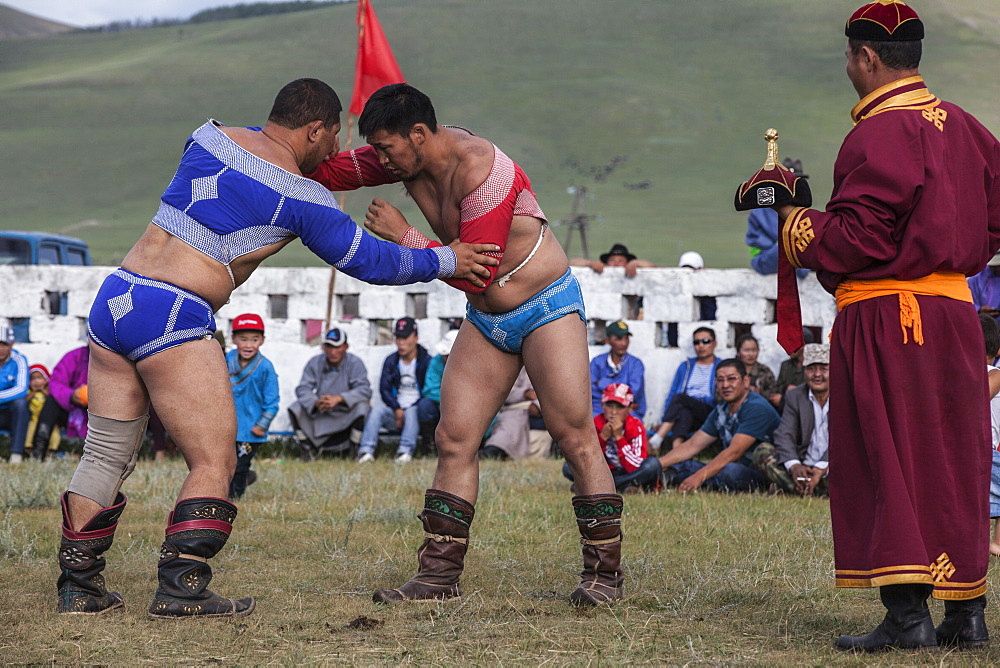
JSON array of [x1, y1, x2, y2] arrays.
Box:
[[570, 243, 655, 278], [765, 1, 1000, 652], [752, 343, 830, 497], [0, 326, 30, 465], [287, 327, 371, 460]]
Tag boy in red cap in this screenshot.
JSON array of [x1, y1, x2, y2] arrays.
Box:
[[563, 383, 660, 493], [226, 314, 279, 500], [25, 364, 61, 460]]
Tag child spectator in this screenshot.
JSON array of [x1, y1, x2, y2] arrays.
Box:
[[980, 314, 1000, 556], [25, 364, 61, 460], [563, 383, 660, 492], [226, 314, 279, 500]]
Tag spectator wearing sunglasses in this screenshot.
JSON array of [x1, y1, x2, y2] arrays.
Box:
[[649, 327, 720, 453]]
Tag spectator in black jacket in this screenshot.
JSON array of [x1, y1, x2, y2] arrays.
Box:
[[357, 317, 433, 464]]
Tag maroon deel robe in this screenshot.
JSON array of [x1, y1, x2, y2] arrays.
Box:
[[780, 76, 1000, 599]]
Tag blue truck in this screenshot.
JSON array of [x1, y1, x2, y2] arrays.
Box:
[[0, 231, 91, 266]]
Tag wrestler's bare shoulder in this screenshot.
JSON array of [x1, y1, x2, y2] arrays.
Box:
[[447, 129, 494, 193], [217, 126, 301, 174]]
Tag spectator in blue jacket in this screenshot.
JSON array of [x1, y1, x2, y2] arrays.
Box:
[[358, 317, 434, 464], [745, 158, 810, 279], [225, 314, 279, 499], [0, 326, 30, 464], [419, 329, 458, 450], [650, 327, 720, 453], [590, 320, 646, 420]]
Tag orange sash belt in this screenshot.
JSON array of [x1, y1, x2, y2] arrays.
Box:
[[835, 272, 972, 345]]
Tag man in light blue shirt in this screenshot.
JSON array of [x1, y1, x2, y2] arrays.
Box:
[[0, 326, 30, 464]]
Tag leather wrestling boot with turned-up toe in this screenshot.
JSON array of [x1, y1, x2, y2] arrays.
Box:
[[570, 493, 624, 606], [834, 584, 937, 652], [57, 491, 127, 614], [147, 497, 255, 619], [373, 489, 474, 603]]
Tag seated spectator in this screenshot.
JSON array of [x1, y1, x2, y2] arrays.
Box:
[[480, 367, 548, 460], [357, 317, 434, 464], [753, 344, 830, 496], [287, 327, 371, 460], [590, 320, 646, 420], [569, 243, 654, 278], [38, 345, 90, 453], [745, 157, 810, 279], [419, 329, 459, 450], [25, 364, 61, 460], [564, 383, 660, 493], [771, 328, 814, 409], [979, 315, 1000, 556], [969, 252, 1000, 318], [0, 326, 30, 464], [735, 334, 777, 400], [678, 251, 704, 270], [658, 359, 780, 493], [226, 314, 279, 500], [649, 327, 720, 453]]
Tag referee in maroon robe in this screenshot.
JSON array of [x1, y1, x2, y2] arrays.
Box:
[[744, 1, 1000, 653]]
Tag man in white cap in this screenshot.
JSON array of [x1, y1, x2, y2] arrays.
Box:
[[287, 327, 371, 460], [0, 325, 30, 464], [753, 343, 830, 496], [677, 251, 704, 270]]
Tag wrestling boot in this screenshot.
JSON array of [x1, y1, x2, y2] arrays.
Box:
[[57, 491, 127, 614], [936, 595, 989, 649], [834, 583, 937, 652], [373, 489, 474, 603], [147, 497, 255, 619], [569, 493, 624, 606]]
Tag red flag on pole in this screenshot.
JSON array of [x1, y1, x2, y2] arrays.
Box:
[[348, 0, 405, 117]]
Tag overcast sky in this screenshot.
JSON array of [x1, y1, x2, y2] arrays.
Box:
[[4, 1, 305, 27]]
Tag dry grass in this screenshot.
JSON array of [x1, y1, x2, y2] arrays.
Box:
[[1, 455, 999, 665]]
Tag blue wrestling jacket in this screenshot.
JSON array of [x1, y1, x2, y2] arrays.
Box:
[[151, 120, 456, 284]]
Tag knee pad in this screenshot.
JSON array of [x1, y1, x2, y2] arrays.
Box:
[[68, 412, 149, 508]]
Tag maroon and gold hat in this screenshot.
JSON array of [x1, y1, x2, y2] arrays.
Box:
[[845, 1, 924, 42]]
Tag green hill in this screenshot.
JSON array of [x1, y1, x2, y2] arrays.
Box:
[[0, 0, 998, 267], [0, 4, 75, 39]]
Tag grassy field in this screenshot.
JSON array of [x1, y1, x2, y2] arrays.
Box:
[[2, 453, 999, 665], [1, 1, 999, 267]]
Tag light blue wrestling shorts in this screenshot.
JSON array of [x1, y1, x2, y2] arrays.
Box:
[[465, 268, 586, 353], [88, 269, 217, 362]]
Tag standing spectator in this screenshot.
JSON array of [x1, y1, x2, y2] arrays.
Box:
[[771, 328, 814, 409], [658, 359, 780, 492], [570, 243, 654, 278], [979, 315, 1000, 558], [677, 251, 705, 270], [589, 320, 646, 419], [564, 383, 660, 493], [419, 329, 458, 450], [649, 327, 720, 453], [26, 364, 61, 460], [735, 334, 777, 400], [753, 344, 830, 496], [287, 327, 371, 460], [0, 326, 29, 464], [357, 317, 433, 464], [745, 158, 810, 279], [968, 252, 1000, 317], [226, 314, 279, 500]]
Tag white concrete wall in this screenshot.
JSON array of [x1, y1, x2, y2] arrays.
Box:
[[0, 265, 837, 431]]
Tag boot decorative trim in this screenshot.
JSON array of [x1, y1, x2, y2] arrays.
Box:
[[426, 532, 468, 545], [166, 519, 233, 537], [424, 494, 474, 524], [581, 534, 622, 547]]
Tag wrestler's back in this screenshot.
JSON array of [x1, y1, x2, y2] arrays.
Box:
[[120, 128, 302, 312], [407, 131, 568, 313]]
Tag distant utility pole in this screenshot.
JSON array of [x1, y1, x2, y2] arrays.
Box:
[[561, 186, 592, 259]]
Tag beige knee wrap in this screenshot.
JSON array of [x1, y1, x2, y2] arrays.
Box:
[[68, 413, 149, 508]]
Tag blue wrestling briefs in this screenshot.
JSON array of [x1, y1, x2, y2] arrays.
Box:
[[88, 269, 217, 362], [465, 268, 586, 353]]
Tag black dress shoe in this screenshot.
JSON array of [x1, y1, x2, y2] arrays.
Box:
[[936, 595, 989, 649]]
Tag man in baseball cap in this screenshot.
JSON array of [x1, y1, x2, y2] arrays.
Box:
[[589, 321, 646, 421], [0, 325, 29, 464]]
